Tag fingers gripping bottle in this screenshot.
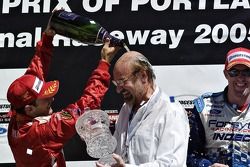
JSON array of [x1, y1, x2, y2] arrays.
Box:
[[50, 10, 127, 48]]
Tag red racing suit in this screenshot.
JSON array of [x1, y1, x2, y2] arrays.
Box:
[[7, 33, 111, 167]]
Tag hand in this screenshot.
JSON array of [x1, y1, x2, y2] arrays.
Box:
[[101, 39, 120, 64], [210, 163, 229, 167], [44, 13, 56, 36], [96, 154, 125, 167], [44, 28, 56, 37], [44, 9, 63, 37], [111, 153, 125, 167]]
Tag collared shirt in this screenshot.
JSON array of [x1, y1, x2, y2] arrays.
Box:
[[114, 86, 190, 167]]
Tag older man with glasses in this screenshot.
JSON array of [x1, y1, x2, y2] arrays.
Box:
[[96, 51, 190, 167], [187, 47, 250, 167]]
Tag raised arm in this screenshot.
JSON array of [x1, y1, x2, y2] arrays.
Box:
[[25, 18, 56, 80], [43, 39, 120, 142]]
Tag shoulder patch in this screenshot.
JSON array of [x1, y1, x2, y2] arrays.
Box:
[[193, 97, 205, 113], [202, 92, 222, 98], [201, 92, 213, 98], [60, 111, 73, 120]]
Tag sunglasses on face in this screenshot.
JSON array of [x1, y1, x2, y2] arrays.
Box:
[[227, 68, 250, 77]]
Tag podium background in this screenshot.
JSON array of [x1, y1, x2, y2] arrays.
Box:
[[0, 0, 249, 165]]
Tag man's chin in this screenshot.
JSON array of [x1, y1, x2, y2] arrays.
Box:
[[124, 97, 134, 106]]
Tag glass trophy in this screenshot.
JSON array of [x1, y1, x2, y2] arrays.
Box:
[[75, 109, 117, 165]]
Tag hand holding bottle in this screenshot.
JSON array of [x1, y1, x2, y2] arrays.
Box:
[[50, 10, 127, 48], [44, 10, 56, 37], [44, 26, 56, 37], [101, 39, 120, 64]]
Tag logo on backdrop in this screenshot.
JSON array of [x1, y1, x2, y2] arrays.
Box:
[[0, 99, 11, 124], [0, 125, 8, 137], [174, 95, 198, 109]]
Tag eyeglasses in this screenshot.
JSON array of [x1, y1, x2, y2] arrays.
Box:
[[227, 69, 250, 77], [112, 70, 139, 87]]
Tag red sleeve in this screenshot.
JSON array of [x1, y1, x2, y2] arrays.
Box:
[[24, 33, 54, 81], [42, 60, 111, 143], [75, 60, 110, 110]]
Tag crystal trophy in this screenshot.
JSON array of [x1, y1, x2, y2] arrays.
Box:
[[75, 109, 117, 165]]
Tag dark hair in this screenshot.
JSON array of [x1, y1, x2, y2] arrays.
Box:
[[13, 106, 26, 114], [13, 100, 37, 115]]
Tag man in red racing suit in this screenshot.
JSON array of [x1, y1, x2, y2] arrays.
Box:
[[6, 26, 120, 166]]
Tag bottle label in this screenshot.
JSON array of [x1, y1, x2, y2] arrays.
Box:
[[58, 11, 79, 21], [97, 27, 108, 42]]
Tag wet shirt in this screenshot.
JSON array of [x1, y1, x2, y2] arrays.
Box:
[[114, 87, 190, 167]]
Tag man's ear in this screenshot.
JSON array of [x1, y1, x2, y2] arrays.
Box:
[[24, 105, 35, 116], [140, 70, 148, 83]]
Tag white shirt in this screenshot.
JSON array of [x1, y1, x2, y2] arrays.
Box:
[[114, 87, 190, 167]]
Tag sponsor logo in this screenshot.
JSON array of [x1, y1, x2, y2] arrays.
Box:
[[32, 77, 43, 93], [228, 52, 250, 62], [0, 99, 11, 113], [206, 104, 224, 109], [0, 127, 7, 135], [0, 99, 11, 123], [0, 124, 8, 137], [43, 81, 58, 96], [60, 111, 73, 120], [174, 95, 198, 109], [213, 133, 250, 142], [210, 109, 222, 114], [209, 120, 250, 132], [58, 11, 78, 21]]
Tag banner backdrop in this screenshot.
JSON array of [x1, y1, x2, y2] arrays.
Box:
[[0, 0, 250, 164]]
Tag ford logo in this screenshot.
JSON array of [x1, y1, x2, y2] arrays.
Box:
[[210, 109, 221, 114], [0, 127, 7, 135]]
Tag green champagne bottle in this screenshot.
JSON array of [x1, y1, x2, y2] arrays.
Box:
[[50, 10, 125, 47]]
